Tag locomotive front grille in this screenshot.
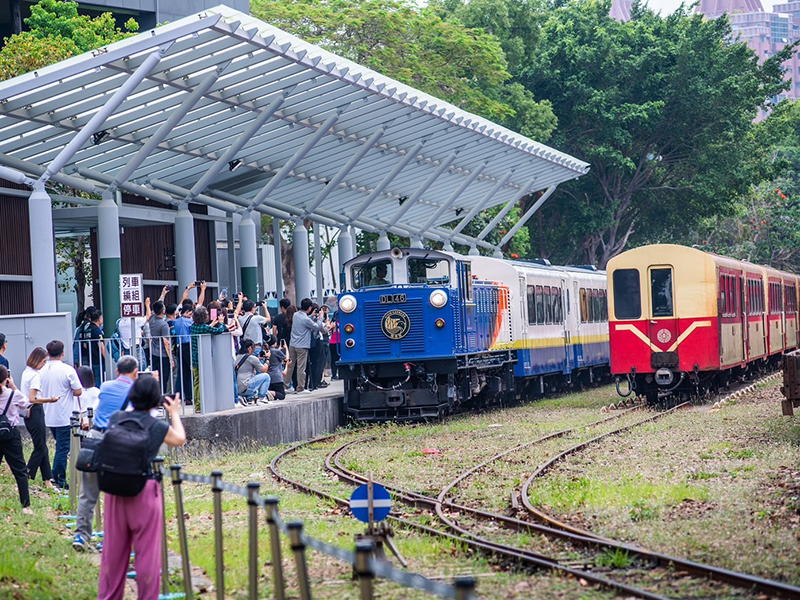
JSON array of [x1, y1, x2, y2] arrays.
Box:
[[365, 299, 425, 354]]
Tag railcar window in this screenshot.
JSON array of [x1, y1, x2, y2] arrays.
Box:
[[594, 289, 601, 322], [650, 268, 673, 317], [527, 285, 536, 325], [408, 258, 450, 285], [554, 288, 563, 323], [601, 290, 608, 321], [580, 288, 588, 323], [719, 275, 727, 317], [566, 289, 570, 314], [536, 286, 545, 325], [589, 289, 596, 322], [544, 287, 552, 324], [612, 269, 641, 320], [351, 259, 393, 289]]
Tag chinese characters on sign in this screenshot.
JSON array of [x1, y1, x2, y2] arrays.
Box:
[[120, 273, 144, 317]]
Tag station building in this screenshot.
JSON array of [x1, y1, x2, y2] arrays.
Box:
[[0, 5, 588, 337]]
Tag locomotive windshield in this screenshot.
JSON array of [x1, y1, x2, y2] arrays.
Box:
[[351, 259, 394, 289], [408, 257, 451, 285]]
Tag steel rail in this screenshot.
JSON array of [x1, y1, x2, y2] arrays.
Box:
[[325, 404, 800, 599], [271, 429, 668, 600]]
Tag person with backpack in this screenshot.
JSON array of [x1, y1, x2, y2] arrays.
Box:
[[96, 376, 185, 600], [72, 356, 138, 552], [240, 299, 271, 351], [0, 365, 34, 514]]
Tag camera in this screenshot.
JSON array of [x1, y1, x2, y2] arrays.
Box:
[[220, 288, 228, 299], [194, 280, 205, 287]]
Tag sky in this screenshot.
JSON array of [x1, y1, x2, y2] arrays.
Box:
[[646, 0, 776, 14]]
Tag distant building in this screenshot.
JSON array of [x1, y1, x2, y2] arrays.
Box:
[[0, 0, 249, 42], [610, 0, 800, 113]]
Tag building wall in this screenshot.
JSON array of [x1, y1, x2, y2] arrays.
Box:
[[0, 181, 33, 316]]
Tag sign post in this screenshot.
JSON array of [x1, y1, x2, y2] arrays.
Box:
[[120, 274, 144, 364], [349, 479, 406, 567]]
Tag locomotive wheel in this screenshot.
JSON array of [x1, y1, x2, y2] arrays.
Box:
[[646, 390, 658, 406]]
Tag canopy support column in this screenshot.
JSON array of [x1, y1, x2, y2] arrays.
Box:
[[273, 218, 283, 300], [175, 205, 197, 302], [338, 227, 354, 281], [496, 186, 558, 251], [293, 220, 311, 303], [98, 192, 122, 334], [377, 233, 391, 251], [226, 216, 237, 295], [239, 212, 259, 301], [410, 237, 423, 249], [313, 222, 323, 301], [29, 184, 57, 312]]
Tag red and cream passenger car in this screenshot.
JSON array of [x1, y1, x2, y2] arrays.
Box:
[[607, 244, 799, 403]]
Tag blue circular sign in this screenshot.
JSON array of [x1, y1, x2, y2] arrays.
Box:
[[349, 484, 392, 523]]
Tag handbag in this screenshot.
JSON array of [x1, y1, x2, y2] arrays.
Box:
[[76, 435, 102, 473], [0, 390, 15, 442]]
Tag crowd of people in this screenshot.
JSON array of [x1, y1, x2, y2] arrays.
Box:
[[68, 282, 340, 411]]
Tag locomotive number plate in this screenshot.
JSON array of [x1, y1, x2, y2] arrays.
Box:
[[380, 294, 406, 304]]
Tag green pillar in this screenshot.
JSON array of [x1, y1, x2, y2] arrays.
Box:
[[98, 195, 122, 336], [239, 212, 259, 300]]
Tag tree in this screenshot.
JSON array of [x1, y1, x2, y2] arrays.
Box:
[[440, 0, 795, 267]]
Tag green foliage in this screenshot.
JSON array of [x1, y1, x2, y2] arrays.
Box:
[[0, 0, 138, 81], [438, 0, 796, 266], [595, 547, 633, 568]]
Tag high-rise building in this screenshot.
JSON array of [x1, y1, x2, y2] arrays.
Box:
[[610, 0, 800, 112]]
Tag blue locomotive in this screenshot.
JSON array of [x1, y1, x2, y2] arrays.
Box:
[[337, 248, 610, 421]]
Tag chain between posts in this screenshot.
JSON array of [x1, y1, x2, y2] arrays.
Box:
[[149, 463, 476, 600]]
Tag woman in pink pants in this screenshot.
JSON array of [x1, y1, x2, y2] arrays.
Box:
[[97, 377, 186, 600]]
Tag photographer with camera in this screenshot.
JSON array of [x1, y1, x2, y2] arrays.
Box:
[[0, 365, 34, 514], [235, 339, 272, 404], [265, 335, 290, 400], [285, 298, 325, 394], [240, 299, 271, 350]]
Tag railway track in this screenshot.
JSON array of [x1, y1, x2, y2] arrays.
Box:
[[271, 379, 799, 598]]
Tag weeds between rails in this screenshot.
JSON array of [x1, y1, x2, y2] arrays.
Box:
[[319, 381, 800, 599]]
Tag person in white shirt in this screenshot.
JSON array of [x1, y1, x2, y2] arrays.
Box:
[[40, 340, 83, 490], [21, 347, 58, 488], [0, 365, 34, 513], [76, 365, 100, 427]]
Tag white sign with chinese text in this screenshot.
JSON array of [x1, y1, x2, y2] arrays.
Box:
[[120, 273, 144, 318]]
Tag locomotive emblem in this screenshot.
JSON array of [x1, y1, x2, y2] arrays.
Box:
[[656, 328, 672, 344], [381, 309, 411, 340]]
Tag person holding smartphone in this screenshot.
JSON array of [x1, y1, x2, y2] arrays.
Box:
[[20, 347, 59, 488], [0, 365, 34, 514]]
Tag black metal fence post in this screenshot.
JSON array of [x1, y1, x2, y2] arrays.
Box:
[[287, 521, 312, 600], [264, 496, 286, 600], [454, 577, 476, 600], [211, 470, 225, 600], [153, 457, 170, 597], [247, 482, 260, 600], [355, 540, 375, 600], [170, 465, 194, 600]]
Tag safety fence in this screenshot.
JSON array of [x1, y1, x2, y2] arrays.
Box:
[[72, 332, 237, 415], [65, 412, 477, 600]]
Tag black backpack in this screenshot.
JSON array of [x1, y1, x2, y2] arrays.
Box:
[[0, 391, 14, 441], [97, 413, 157, 497]]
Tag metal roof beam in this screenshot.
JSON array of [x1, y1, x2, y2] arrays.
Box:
[[105, 65, 227, 197], [384, 148, 461, 229], [248, 109, 342, 210], [497, 185, 558, 249], [347, 138, 427, 223], [446, 170, 515, 240], [475, 176, 537, 242], [181, 91, 287, 204], [302, 124, 386, 216], [417, 161, 488, 233], [37, 46, 169, 186], [0, 152, 100, 194]]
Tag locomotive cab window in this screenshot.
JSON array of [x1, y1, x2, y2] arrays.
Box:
[[351, 259, 394, 289], [650, 268, 674, 317], [612, 269, 641, 320], [408, 258, 451, 286]]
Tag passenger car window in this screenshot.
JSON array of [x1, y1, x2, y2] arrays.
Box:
[[527, 285, 536, 325], [613, 269, 641, 320], [650, 268, 673, 317], [535, 286, 545, 325]]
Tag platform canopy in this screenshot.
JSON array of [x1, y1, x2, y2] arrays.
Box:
[[0, 5, 588, 249]]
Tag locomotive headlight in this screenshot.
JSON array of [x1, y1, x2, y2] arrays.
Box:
[[345, 338, 355, 348], [430, 289, 448, 308], [340, 294, 357, 313]]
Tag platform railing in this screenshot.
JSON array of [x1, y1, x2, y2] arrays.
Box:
[[65, 419, 475, 599]]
